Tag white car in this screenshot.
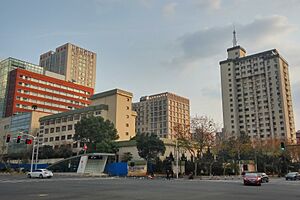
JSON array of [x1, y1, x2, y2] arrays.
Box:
[[27, 169, 53, 179]]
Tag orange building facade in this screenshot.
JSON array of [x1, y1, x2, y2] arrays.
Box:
[[5, 68, 94, 117]]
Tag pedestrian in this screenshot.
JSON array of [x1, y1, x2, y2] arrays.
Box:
[[188, 172, 194, 180], [166, 169, 170, 180]]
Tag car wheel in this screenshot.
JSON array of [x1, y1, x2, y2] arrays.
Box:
[[266, 179, 269, 183], [27, 174, 31, 179], [286, 178, 288, 181], [39, 174, 43, 179]]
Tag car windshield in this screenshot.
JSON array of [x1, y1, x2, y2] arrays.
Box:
[[245, 173, 258, 177]]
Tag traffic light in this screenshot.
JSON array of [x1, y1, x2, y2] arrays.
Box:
[[25, 138, 32, 145], [16, 136, 21, 143], [6, 134, 11, 143], [280, 142, 285, 151]]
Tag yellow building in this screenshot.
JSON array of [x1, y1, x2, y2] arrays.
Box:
[[39, 88, 137, 152], [90, 89, 137, 141]]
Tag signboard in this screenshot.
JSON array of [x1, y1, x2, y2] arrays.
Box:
[[127, 161, 147, 176]]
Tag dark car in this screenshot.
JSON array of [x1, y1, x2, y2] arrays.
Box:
[[285, 172, 300, 181], [243, 173, 262, 186], [257, 172, 269, 183]]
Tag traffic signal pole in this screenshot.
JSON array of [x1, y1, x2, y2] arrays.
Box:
[[30, 138, 36, 173], [19, 132, 37, 173]]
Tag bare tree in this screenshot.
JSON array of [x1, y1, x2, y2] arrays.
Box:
[[173, 115, 217, 176]]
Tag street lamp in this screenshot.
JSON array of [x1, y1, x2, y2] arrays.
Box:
[[176, 138, 179, 179]]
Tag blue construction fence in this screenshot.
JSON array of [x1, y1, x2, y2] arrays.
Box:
[[0, 163, 49, 171], [105, 162, 128, 176]]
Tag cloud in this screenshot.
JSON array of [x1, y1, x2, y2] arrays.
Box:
[[162, 2, 177, 17], [169, 15, 295, 69], [194, 0, 221, 10]]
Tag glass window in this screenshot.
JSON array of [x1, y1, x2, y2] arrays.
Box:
[[68, 125, 73, 130]]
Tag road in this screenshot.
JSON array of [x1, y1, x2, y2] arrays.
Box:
[[0, 175, 299, 200]]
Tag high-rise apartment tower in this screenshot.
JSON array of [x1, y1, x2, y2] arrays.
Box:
[[220, 33, 296, 144], [39, 43, 96, 88]]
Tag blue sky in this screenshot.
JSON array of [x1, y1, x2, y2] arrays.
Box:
[[1, 0, 300, 130]]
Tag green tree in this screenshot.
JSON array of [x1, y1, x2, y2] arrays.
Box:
[[54, 145, 73, 158], [136, 133, 166, 163], [39, 145, 56, 159], [74, 116, 119, 153], [121, 152, 133, 162]]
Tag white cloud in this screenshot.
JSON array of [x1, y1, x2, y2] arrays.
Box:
[[169, 15, 295, 69], [162, 2, 177, 17], [194, 0, 221, 10]]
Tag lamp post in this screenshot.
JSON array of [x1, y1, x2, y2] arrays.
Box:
[[176, 138, 179, 179]]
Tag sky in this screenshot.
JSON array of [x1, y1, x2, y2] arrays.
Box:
[[1, 0, 300, 130]]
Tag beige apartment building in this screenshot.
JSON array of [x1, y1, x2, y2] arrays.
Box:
[[132, 92, 190, 138], [220, 44, 296, 144], [39, 43, 96, 88], [39, 89, 137, 152]]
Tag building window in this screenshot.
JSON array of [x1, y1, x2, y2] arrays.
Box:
[[73, 143, 78, 148], [55, 136, 59, 141], [67, 135, 72, 140], [45, 129, 49, 134], [68, 125, 73, 130], [61, 135, 66, 140], [44, 138, 48, 143], [74, 115, 80, 120], [56, 118, 61, 123], [56, 127, 60, 132], [62, 126, 66, 131], [50, 128, 55, 133], [49, 137, 54, 142], [62, 117, 67, 122]]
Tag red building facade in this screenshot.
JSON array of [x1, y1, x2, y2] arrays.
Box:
[[5, 68, 94, 117]]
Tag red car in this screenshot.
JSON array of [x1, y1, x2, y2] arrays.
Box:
[[243, 173, 262, 186]]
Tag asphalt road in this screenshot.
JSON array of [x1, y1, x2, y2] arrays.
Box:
[[0, 175, 299, 200]]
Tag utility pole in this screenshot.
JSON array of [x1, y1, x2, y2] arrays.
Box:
[[176, 139, 179, 179]]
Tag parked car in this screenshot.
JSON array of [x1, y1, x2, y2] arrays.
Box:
[[285, 172, 300, 181], [257, 172, 269, 183], [243, 173, 262, 186], [27, 169, 53, 179]]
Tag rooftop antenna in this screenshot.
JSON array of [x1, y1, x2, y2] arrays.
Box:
[[233, 25, 237, 47]]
